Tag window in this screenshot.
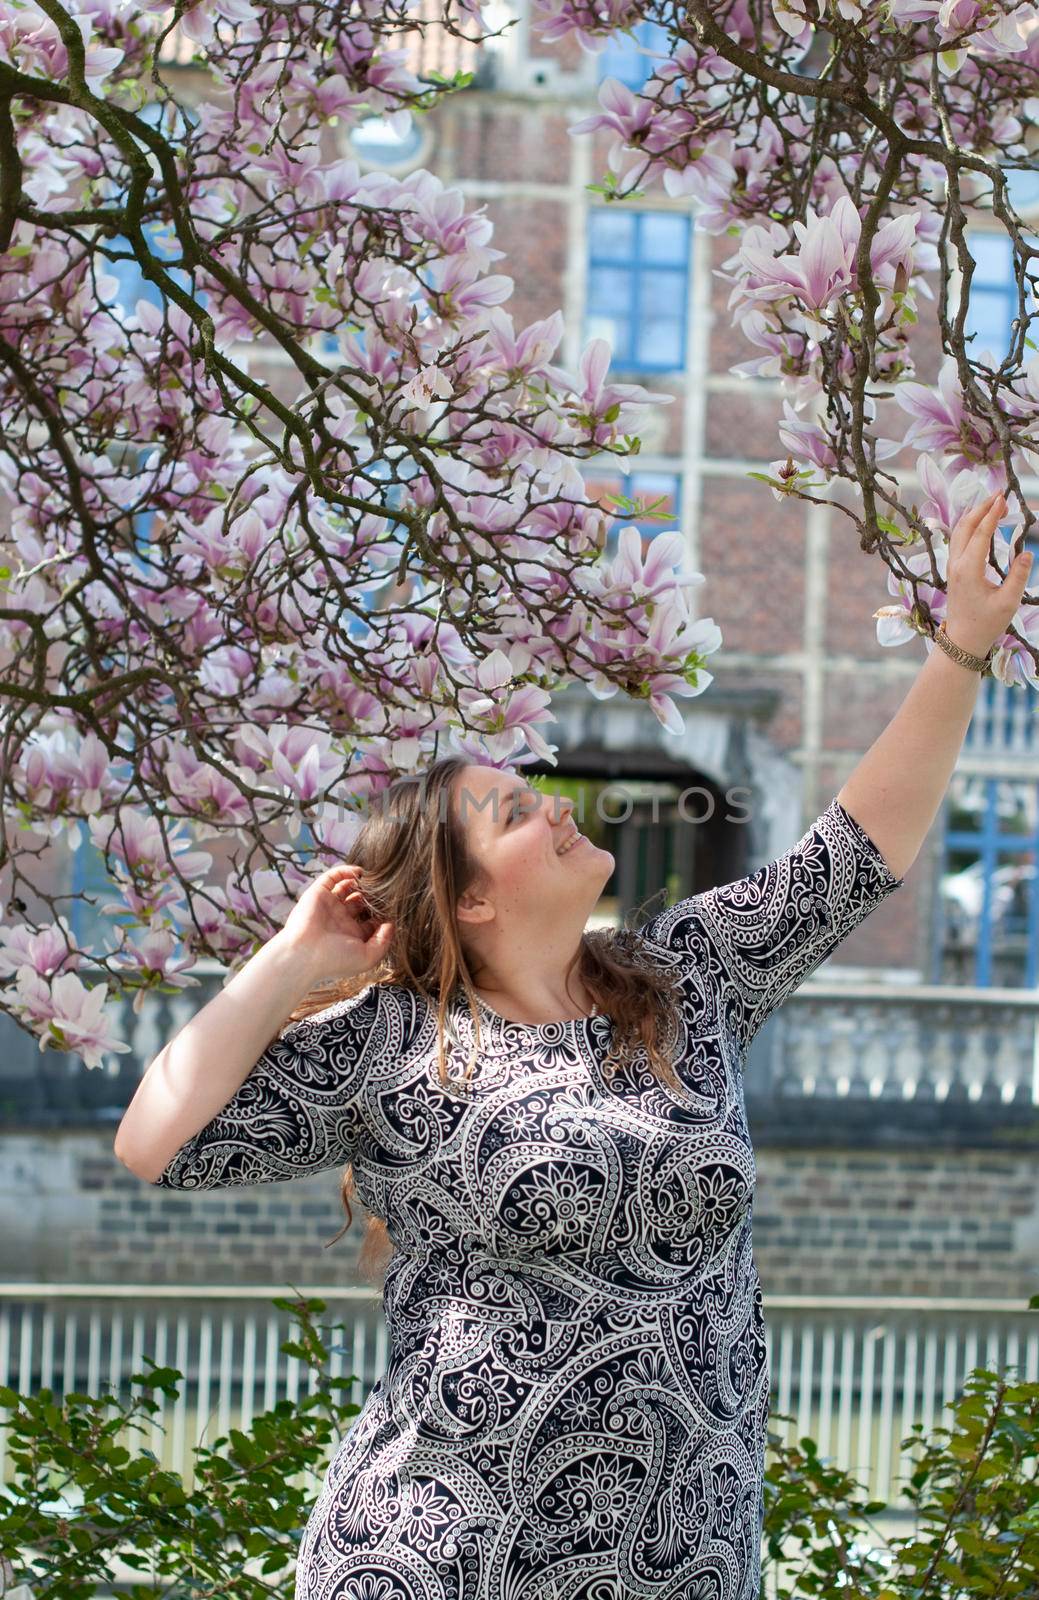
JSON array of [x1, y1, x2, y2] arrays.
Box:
[[936, 774, 1039, 988], [69, 822, 118, 958], [964, 232, 1018, 364], [596, 18, 672, 92], [347, 113, 426, 171], [101, 102, 197, 321], [963, 166, 1039, 365], [962, 528, 1039, 757], [581, 467, 681, 557], [585, 209, 691, 373]]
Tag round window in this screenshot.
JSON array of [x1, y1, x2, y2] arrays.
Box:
[[347, 112, 427, 171]]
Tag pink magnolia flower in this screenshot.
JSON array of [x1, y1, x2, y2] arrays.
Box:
[[777, 400, 901, 480], [739, 196, 922, 337], [14, 968, 131, 1069], [873, 543, 950, 649], [566, 337, 673, 447], [569, 74, 660, 145], [769, 0, 813, 42], [573, 526, 720, 732], [108, 925, 202, 1013], [0, 919, 80, 980], [480, 307, 568, 386], [225, 862, 315, 931], [87, 813, 212, 906], [399, 364, 453, 413], [914, 455, 995, 538], [455, 649, 559, 764], [895, 354, 1002, 471], [874, 520, 1037, 684], [159, 743, 255, 829]]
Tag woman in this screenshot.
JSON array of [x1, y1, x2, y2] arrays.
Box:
[[115, 490, 1030, 1600]]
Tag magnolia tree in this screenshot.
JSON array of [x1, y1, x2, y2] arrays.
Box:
[[0, 0, 1036, 1069]]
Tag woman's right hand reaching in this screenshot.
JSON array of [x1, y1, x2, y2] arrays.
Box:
[[279, 864, 394, 981]]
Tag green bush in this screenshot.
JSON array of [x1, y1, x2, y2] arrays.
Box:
[[0, 1293, 357, 1599], [760, 1292, 1039, 1597], [1, 1293, 1037, 1598]]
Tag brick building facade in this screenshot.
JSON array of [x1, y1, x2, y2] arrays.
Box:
[[3, 2, 1038, 1306]]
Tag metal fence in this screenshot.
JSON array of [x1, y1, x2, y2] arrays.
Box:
[[3, 1286, 1035, 1596], [2, 1285, 1035, 1501]]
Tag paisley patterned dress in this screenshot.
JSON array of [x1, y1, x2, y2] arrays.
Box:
[[155, 796, 903, 1600]]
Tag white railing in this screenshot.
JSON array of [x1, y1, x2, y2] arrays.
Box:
[[1, 1286, 1035, 1502], [749, 980, 1039, 1105], [963, 673, 1039, 757], [2, 1287, 1035, 1598]]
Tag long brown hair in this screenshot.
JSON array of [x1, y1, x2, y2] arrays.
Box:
[[282, 756, 686, 1285]]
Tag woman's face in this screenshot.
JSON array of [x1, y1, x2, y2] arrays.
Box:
[[453, 763, 614, 932]]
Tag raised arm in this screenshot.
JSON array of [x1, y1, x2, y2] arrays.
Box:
[[639, 796, 904, 1050], [114, 933, 333, 1183], [638, 489, 1031, 1050], [114, 862, 393, 1185], [840, 488, 1032, 879]]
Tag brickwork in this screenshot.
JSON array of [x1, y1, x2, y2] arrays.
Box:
[[1, 1133, 362, 1286], [5, 49, 1028, 1311], [3, 1130, 1035, 1303], [752, 1148, 1039, 1302], [697, 483, 810, 658]]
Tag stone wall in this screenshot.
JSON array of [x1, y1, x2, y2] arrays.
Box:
[[4, 1125, 1035, 1304]]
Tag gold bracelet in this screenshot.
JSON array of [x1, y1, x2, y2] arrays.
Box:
[[932, 619, 996, 677]]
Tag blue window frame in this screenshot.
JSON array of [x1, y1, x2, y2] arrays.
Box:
[[596, 18, 672, 91], [936, 774, 1039, 988], [962, 529, 1039, 757], [581, 467, 681, 556], [69, 822, 117, 957], [102, 103, 197, 320], [963, 167, 1039, 364], [585, 209, 690, 373], [964, 231, 1018, 364]]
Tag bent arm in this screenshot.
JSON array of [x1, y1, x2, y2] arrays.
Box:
[[113, 932, 326, 1184]]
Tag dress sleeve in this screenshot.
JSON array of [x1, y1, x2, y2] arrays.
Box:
[[638, 796, 905, 1051], [150, 984, 382, 1189]]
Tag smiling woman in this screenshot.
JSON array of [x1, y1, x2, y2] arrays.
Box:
[[449, 763, 617, 1022], [118, 748, 909, 1600]]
